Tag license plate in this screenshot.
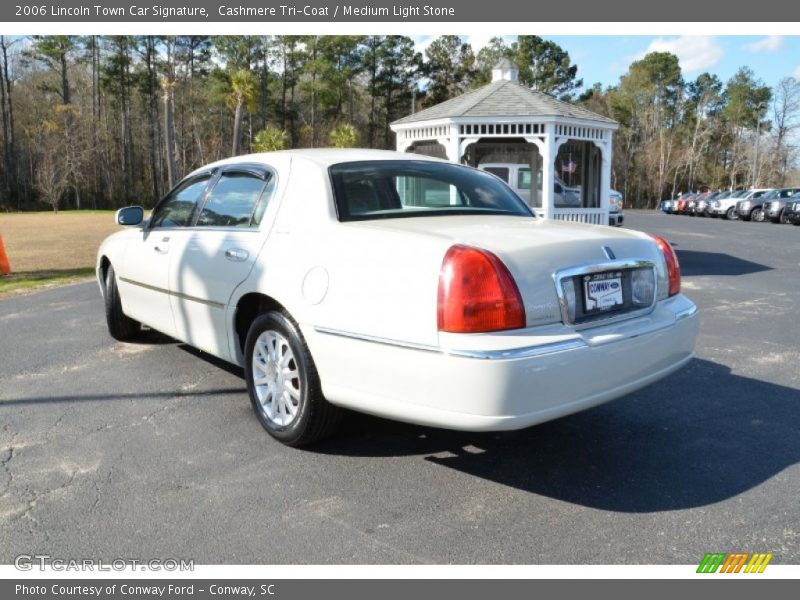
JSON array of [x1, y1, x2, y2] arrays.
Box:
[[583, 272, 623, 312]]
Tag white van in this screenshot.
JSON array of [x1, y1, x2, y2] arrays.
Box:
[[479, 163, 581, 208]]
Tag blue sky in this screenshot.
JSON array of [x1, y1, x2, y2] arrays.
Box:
[[413, 35, 800, 91]]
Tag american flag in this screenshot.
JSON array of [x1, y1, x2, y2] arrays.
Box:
[[562, 159, 577, 174]]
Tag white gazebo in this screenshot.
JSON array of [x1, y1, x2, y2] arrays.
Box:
[[391, 59, 619, 224]]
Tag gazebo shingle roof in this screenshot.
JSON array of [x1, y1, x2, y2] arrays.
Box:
[[392, 80, 616, 126]]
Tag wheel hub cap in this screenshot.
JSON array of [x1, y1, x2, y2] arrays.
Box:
[[252, 330, 301, 427]]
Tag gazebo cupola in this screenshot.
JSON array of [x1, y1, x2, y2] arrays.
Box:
[[391, 60, 619, 224]]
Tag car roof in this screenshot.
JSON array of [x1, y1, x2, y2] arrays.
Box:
[[185, 149, 449, 179]]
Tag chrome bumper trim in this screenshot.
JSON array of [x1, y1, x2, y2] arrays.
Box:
[[675, 304, 699, 322]]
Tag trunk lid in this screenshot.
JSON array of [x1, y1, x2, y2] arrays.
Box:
[[353, 216, 664, 327]]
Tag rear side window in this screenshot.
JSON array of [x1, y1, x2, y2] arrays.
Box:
[[150, 176, 211, 228], [330, 161, 532, 221], [517, 168, 532, 190], [196, 173, 272, 228]]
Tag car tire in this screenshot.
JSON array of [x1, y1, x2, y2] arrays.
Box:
[[752, 209, 765, 222], [244, 311, 342, 447], [779, 211, 790, 224], [104, 265, 140, 341], [725, 207, 736, 220]]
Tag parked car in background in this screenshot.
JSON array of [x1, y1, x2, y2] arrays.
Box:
[[695, 192, 721, 217], [609, 190, 624, 226], [708, 190, 752, 219], [97, 149, 698, 446], [478, 163, 581, 208], [783, 196, 800, 225], [659, 199, 674, 213], [736, 188, 791, 221], [675, 193, 696, 214], [760, 187, 800, 223]]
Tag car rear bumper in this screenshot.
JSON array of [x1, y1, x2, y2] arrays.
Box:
[[305, 295, 698, 431]]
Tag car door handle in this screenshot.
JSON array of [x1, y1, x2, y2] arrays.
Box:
[[225, 248, 249, 262], [152, 235, 171, 254]]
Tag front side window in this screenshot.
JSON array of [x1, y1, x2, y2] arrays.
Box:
[[196, 172, 272, 228], [150, 176, 211, 228], [330, 161, 532, 222]]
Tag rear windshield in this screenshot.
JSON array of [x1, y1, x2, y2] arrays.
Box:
[[329, 160, 533, 221]]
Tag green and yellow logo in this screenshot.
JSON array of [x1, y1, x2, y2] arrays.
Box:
[[697, 552, 773, 573]]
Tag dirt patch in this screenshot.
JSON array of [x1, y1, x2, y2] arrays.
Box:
[[0, 212, 120, 273]]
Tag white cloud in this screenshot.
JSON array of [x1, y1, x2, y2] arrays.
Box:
[[413, 35, 516, 58], [635, 36, 723, 73], [745, 36, 784, 53], [794, 65, 800, 79], [463, 35, 495, 54], [463, 35, 516, 55], [412, 35, 435, 57]]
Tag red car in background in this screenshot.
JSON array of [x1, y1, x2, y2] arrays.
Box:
[[675, 193, 696, 214]]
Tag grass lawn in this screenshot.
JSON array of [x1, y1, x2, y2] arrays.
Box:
[[0, 211, 121, 297]]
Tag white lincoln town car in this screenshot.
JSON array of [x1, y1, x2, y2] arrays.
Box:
[[97, 149, 698, 446]]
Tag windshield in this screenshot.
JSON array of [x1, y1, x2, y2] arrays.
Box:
[[330, 161, 534, 221], [761, 190, 780, 200]]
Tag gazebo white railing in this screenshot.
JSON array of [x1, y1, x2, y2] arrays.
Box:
[[542, 208, 608, 225]]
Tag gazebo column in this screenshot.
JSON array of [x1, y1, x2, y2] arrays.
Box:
[[540, 135, 568, 219], [446, 124, 461, 163], [541, 135, 556, 219], [594, 135, 613, 218]]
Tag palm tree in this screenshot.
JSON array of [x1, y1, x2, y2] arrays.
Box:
[[329, 123, 358, 148], [253, 126, 289, 152], [230, 69, 256, 156]]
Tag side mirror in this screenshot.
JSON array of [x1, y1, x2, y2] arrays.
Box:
[[116, 206, 144, 226]]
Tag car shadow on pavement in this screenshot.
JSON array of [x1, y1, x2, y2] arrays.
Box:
[[178, 343, 245, 378], [316, 358, 799, 513], [675, 250, 771, 277], [0, 387, 247, 406]]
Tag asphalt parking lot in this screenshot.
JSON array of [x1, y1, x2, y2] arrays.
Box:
[[1, 211, 798, 565]]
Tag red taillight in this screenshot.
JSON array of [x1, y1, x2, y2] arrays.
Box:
[[651, 235, 681, 296], [437, 245, 525, 333]]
